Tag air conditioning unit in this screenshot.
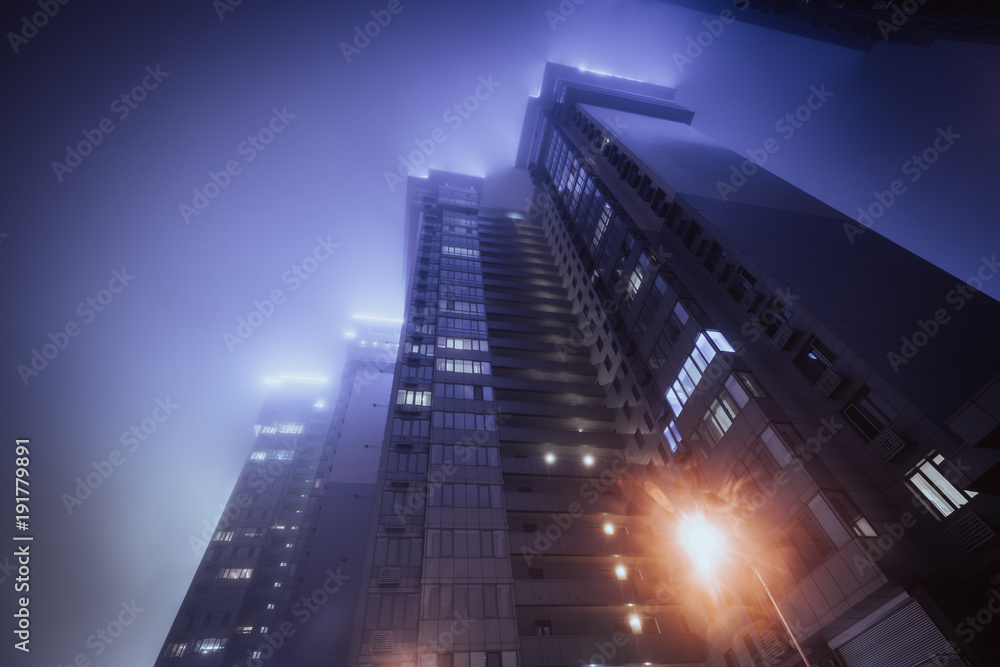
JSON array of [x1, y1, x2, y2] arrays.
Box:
[[867, 427, 906, 463], [370, 631, 395, 653], [760, 630, 788, 662], [770, 323, 794, 350], [815, 368, 841, 398], [944, 511, 996, 553], [378, 567, 401, 586]]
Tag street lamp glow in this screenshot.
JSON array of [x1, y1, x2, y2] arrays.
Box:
[[583, 455, 594, 466], [615, 564, 627, 580], [544, 453, 555, 464], [603, 522, 615, 535], [679, 515, 726, 575]]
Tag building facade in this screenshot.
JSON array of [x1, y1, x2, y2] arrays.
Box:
[[512, 63, 1000, 667], [153, 320, 397, 666], [156, 63, 1000, 667]]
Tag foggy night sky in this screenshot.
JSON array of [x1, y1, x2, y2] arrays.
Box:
[[1, 0, 999, 664]]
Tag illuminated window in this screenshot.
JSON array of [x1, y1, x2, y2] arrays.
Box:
[[164, 643, 187, 657], [906, 452, 976, 519], [273, 582, 282, 587], [250, 451, 266, 461], [194, 638, 227, 653], [435, 358, 491, 375], [218, 568, 253, 580], [278, 423, 303, 434], [664, 331, 734, 416], [236, 625, 254, 634], [397, 390, 432, 407], [267, 603, 275, 610], [261, 425, 276, 434], [213, 530, 234, 541]]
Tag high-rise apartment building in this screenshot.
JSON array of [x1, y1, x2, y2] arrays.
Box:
[[509, 63, 1000, 667], [153, 320, 397, 666], [156, 62, 1000, 667]]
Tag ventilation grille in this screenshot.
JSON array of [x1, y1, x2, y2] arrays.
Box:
[[944, 511, 996, 553], [868, 428, 906, 463], [760, 630, 787, 661], [815, 368, 841, 398], [770, 323, 794, 350], [378, 566, 400, 585], [370, 631, 394, 653]]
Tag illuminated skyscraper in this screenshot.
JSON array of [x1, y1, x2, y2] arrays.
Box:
[[153, 320, 397, 666]]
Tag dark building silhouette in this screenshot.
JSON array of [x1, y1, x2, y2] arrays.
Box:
[[659, 0, 1000, 49]]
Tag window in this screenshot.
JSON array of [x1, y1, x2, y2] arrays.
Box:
[[278, 423, 303, 434], [527, 568, 545, 580], [431, 412, 497, 431], [722, 649, 738, 667], [844, 386, 898, 442], [250, 451, 266, 460], [164, 643, 187, 658], [435, 358, 491, 375], [535, 619, 552, 636], [194, 638, 227, 653], [664, 330, 735, 416], [396, 390, 432, 407], [436, 336, 488, 351], [774, 506, 836, 580], [236, 625, 254, 634], [824, 489, 878, 537], [729, 266, 756, 301], [796, 336, 838, 384], [701, 389, 741, 446], [218, 568, 253, 579], [213, 530, 234, 541], [906, 452, 976, 519]]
